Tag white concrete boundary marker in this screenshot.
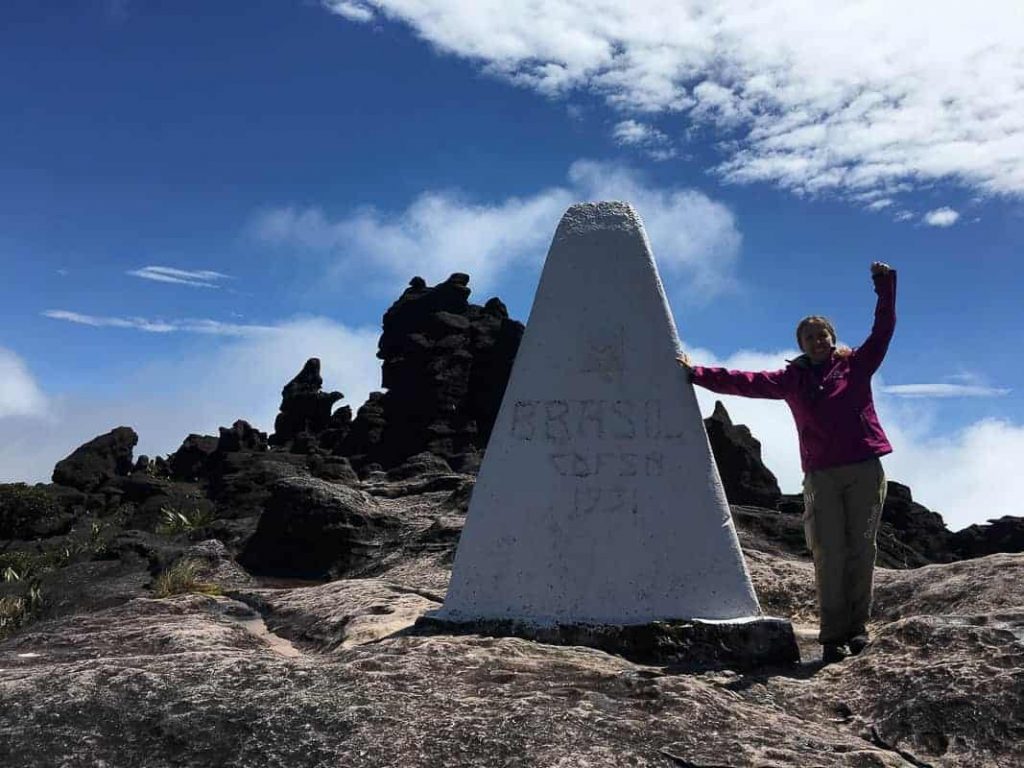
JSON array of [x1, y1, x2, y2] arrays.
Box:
[[438, 202, 761, 624]]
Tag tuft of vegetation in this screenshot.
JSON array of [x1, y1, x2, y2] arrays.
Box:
[[152, 559, 221, 599], [0, 483, 64, 539], [0, 581, 43, 640], [156, 500, 216, 536], [0, 547, 76, 581]]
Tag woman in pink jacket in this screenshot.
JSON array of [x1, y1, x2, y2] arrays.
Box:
[[679, 262, 896, 664]]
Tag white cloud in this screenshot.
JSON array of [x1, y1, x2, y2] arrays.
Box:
[[0, 348, 49, 420], [612, 120, 677, 159], [324, 1, 1024, 199], [322, 1, 376, 23], [43, 310, 277, 336], [881, 383, 1010, 398], [682, 345, 1024, 530], [884, 418, 1024, 531], [922, 207, 961, 227], [252, 160, 742, 297], [127, 266, 232, 288], [254, 188, 574, 295], [0, 318, 381, 484]]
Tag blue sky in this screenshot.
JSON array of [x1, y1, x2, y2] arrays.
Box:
[[2, 0, 1022, 529]]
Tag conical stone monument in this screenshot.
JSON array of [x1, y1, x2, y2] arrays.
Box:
[[424, 202, 798, 669]]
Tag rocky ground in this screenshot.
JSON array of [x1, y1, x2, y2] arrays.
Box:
[[2, 468, 1022, 767], [2, 273, 1023, 766]]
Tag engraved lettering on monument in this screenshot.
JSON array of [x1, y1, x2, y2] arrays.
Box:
[[509, 399, 685, 443]]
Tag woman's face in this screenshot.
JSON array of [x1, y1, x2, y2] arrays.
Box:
[[799, 322, 834, 363]]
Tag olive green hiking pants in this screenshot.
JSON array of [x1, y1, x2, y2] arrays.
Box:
[[803, 457, 887, 645]]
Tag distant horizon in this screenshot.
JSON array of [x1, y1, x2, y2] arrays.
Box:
[[2, 0, 1022, 531]]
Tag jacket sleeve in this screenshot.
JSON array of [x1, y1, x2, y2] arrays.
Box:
[[690, 365, 790, 400], [853, 270, 897, 374]]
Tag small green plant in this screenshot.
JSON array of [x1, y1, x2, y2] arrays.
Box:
[[0, 581, 43, 640], [152, 559, 221, 598], [156, 505, 216, 536], [0, 551, 39, 580]]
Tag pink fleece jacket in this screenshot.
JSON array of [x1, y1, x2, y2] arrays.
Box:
[[691, 271, 896, 473]]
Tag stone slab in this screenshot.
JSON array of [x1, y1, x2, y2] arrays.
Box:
[[414, 614, 801, 671]]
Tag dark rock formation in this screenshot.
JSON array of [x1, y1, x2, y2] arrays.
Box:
[[340, 393, 386, 461], [51, 426, 137, 492], [239, 477, 400, 579], [878, 481, 957, 564], [385, 452, 453, 482], [704, 401, 782, 508], [167, 434, 219, 482], [952, 515, 1024, 558], [109, 474, 171, 505], [307, 455, 359, 485], [269, 358, 345, 449], [341, 274, 523, 469], [217, 420, 268, 454]]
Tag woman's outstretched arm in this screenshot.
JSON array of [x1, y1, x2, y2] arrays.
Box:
[[853, 262, 897, 374], [677, 353, 790, 400]]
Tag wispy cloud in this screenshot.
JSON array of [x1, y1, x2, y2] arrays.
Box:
[[324, 1, 1024, 201], [322, 1, 375, 23], [43, 310, 276, 337], [922, 207, 961, 228], [0, 347, 48, 420], [127, 266, 233, 288], [881, 383, 1010, 398], [252, 159, 741, 298], [612, 120, 677, 160]]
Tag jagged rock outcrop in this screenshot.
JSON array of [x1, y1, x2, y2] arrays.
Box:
[[51, 426, 138, 492], [952, 515, 1024, 559], [167, 434, 219, 482], [340, 274, 523, 470], [217, 420, 269, 454], [269, 358, 346, 449], [878, 481, 957, 564], [239, 477, 401, 579], [704, 400, 782, 508]]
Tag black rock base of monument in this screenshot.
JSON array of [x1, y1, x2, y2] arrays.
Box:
[[413, 614, 801, 671]]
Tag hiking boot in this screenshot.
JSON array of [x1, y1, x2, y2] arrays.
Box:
[[847, 633, 870, 656], [821, 643, 847, 665]]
